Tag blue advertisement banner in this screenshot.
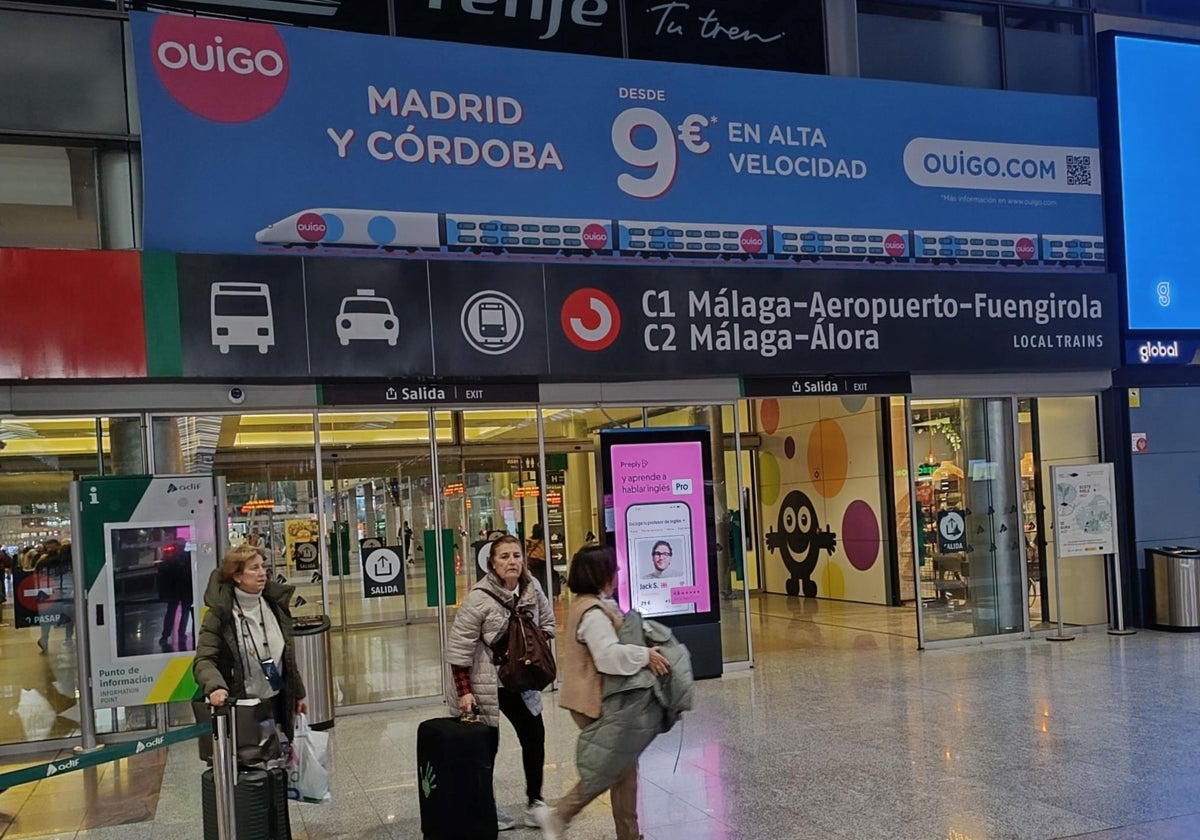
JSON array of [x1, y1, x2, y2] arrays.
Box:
[[1104, 36, 1200, 330], [131, 13, 1104, 271]]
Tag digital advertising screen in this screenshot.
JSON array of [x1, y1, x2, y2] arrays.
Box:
[[105, 522, 197, 659], [600, 428, 718, 625], [1103, 34, 1200, 331]]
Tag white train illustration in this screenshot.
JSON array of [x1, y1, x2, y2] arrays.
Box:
[[255, 208, 1105, 268]]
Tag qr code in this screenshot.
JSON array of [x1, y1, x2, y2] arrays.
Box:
[[1066, 154, 1092, 187]]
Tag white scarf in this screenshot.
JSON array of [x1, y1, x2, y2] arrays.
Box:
[[233, 587, 285, 699]]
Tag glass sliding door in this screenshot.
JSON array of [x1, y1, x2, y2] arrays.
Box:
[[0, 416, 113, 745], [318, 409, 451, 704], [451, 408, 551, 604], [913, 398, 1026, 643], [645, 403, 752, 664]]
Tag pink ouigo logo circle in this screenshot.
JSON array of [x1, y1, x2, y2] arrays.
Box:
[[296, 213, 327, 242], [884, 233, 907, 257], [582, 224, 609, 251], [740, 229, 764, 253], [151, 16, 289, 123], [1016, 237, 1036, 261]]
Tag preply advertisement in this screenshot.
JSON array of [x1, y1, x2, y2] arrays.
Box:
[[903, 138, 1101, 195], [611, 440, 710, 617], [627, 502, 695, 617]]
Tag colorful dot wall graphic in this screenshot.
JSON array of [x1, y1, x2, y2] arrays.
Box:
[[784, 436, 796, 459], [841, 396, 868, 413], [841, 499, 881, 571], [820, 558, 846, 599], [759, 398, 780, 435], [759, 451, 781, 507], [807, 418, 848, 498]]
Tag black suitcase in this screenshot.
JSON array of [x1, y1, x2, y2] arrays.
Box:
[[201, 767, 292, 840], [417, 716, 497, 840]]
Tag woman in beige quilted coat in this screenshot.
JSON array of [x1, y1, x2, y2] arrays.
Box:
[[445, 534, 556, 831]]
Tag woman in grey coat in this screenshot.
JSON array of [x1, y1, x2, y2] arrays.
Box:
[[446, 534, 557, 831]]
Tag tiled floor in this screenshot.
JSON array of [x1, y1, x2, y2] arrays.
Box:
[[4, 595, 1200, 839]]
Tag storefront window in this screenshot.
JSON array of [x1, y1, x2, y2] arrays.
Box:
[[1004, 8, 1092, 95], [858, 1, 1002, 89], [0, 9, 128, 136], [0, 144, 100, 249]]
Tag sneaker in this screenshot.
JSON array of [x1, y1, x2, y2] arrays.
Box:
[[524, 799, 549, 827], [532, 803, 563, 840], [496, 808, 516, 832]]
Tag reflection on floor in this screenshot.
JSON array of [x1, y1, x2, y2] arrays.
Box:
[[7, 597, 1200, 838], [330, 592, 749, 706], [0, 624, 81, 746]]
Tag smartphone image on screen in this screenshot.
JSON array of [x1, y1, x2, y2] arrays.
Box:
[[625, 501, 695, 617]]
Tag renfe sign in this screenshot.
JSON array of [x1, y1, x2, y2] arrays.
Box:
[[130, 13, 1104, 270], [425, 0, 608, 40]]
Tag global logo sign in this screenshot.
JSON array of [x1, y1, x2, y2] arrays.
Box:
[[1136, 340, 1181, 364], [1016, 237, 1036, 261], [151, 16, 289, 123], [884, 233, 906, 257], [562, 288, 620, 351], [740, 229, 764, 254], [582, 224, 609, 251]]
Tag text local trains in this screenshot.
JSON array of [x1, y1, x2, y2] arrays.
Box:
[[255, 208, 1106, 267]]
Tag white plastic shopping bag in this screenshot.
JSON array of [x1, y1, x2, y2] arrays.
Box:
[[286, 713, 331, 803]]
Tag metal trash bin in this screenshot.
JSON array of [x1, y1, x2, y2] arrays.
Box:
[[293, 615, 335, 729], [1149, 546, 1200, 631]]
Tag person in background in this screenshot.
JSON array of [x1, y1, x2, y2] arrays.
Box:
[[0, 548, 10, 615], [193, 545, 307, 742], [157, 539, 194, 651], [534, 545, 670, 840], [445, 535, 556, 831], [35, 542, 74, 654], [401, 520, 414, 565], [525, 523, 548, 587]]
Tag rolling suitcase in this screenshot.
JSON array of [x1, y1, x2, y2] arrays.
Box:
[[417, 716, 497, 840], [201, 767, 292, 840]]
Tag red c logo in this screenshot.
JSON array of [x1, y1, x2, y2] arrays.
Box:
[[151, 16, 289, 123], [562, 288, 620, 351]]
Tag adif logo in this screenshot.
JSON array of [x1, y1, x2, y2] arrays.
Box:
[[1139, 341, 1179, 363], [167, 481, 202, 494], [151, 16, 289, 123], [46, 757, 79, 777], [136, 735, 166, 754]]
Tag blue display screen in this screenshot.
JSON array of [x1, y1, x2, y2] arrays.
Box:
[[1113, 36, 1200, 330]]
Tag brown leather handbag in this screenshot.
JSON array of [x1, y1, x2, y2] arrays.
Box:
[[482, 586, 556, 692]]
